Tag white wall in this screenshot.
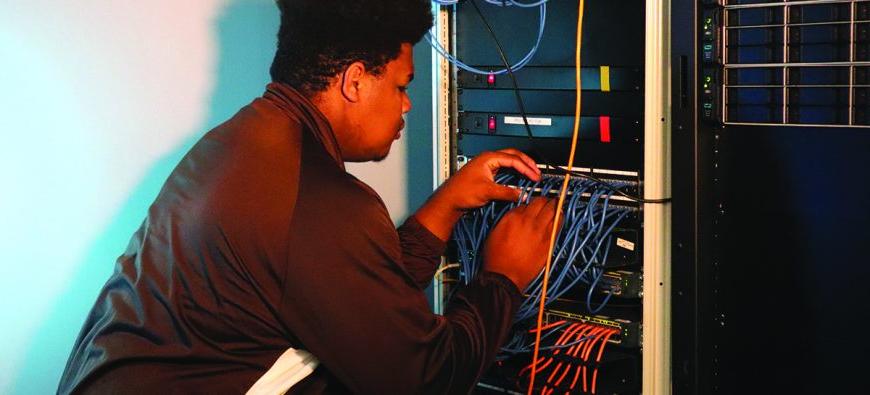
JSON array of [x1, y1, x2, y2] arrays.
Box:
[[0, 1, 429, 393]]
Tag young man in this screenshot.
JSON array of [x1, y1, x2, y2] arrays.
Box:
[[59, 1, 556, 393]]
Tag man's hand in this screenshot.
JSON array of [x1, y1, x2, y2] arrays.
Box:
[[414, 149, 541, 241], [483, 197, 558, 291], [437, 149, 541, 211]]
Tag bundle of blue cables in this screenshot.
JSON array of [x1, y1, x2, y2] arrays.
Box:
[[428, 0, 548, 75], [451, 171, 634, 354]]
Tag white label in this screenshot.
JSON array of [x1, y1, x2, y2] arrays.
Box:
[[616, 238, 635, 251], [504, 116, 552, 126]]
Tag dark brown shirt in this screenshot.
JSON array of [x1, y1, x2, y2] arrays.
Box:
[[59, 83, 521, 395]]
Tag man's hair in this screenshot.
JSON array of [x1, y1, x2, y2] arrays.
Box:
[[270, 0, 433, 96]]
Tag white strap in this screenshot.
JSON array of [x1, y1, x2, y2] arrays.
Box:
[[246, 348, 320, 395]]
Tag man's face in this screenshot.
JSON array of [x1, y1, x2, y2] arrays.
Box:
[[347, 43, 414, 162]]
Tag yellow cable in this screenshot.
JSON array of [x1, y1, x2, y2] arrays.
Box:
[[527, 0, 584, 393]]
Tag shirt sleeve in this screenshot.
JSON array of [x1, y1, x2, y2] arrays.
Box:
[[279, 167, 523, 394], [396, 215, 447, 290]]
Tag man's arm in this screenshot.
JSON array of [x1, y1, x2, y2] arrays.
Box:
[[396, 215, 446, 289], [277, 164, 554, 394], [279, 187, 519, 393], [397, 149, 542, 289]]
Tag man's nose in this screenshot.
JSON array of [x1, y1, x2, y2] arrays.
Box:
[[402, 93, 412, 114]]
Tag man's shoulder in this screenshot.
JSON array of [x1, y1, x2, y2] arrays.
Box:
[[205, 98, 304, 155], [296, 161, 392, 227], [150, 98, 307, 229]]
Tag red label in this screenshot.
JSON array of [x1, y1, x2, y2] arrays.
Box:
[[599, 116, 611, 143]]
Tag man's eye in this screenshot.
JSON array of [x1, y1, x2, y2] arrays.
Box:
[[399, 86, 408, 92]]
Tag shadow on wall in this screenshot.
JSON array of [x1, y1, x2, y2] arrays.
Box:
[[11, 2, 280, 393], [405, 43, 437, 310], [405, 43, 435, 220]]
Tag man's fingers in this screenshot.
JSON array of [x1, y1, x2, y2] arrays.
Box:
[[537, 198, 559, 223], [538, 199, 559, 222], [496, 148, 541, 176], [489, 184, 522, 202], [522, 197, 560, 229], [507, 202, 527, 216], [486, 152, 541, 182], [525, 197, 551, 217]]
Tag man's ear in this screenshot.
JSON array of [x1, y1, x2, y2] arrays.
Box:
[[340, 61, 367, 103]]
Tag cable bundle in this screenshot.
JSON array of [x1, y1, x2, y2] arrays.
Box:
[[452, 171, 634, 320], [518, 321, 618, 394], [428, 0, 547, 75], [433, 0, 547, 6]]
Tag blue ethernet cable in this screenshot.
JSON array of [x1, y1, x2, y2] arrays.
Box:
[[427, 0, 547, 75], [515, 180, 615, 320], [433, 0, 548, 9], [452, 171, 632, 321], [586, 240, 616, 314]]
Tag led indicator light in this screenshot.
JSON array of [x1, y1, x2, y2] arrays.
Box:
[[487, 73, 496, 85], [488, 115, 497, 132]]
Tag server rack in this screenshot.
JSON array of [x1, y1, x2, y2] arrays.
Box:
[[431, 1, 671, 393], [432, 0, 870, 393], [672, 0, 870, 394]]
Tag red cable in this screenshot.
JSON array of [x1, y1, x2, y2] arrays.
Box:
[[577, 326, 606, 393], [540, 324, 586, 394], [583, 327, 610, 392], [551, 325, 593, 389], [589, 329, 618, 394], [521, 323, 580, 380]]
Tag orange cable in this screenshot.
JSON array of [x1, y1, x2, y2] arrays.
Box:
[[552, 359, 572, 388], [546, 324, 590, 388], [582, 327, 608, 360], [578, 326, 606, 393], [544, 324, 587, 386], [554, 324, 602, 392], [594, 329, 618, 361], [568, 327, 606, 391], [553, 324, 593, 388], [567, 324, 594, 357], [546, 361, 563, 386], [590, 329, 618, 394], [520, 323, 580, 379], [569, 363, 583, 391], [539, 328, 580, 395], [527, 0, 585, 392], [548, 324, 597, 393]]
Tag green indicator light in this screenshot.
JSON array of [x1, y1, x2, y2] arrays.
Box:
[[704, 44, 713, 50], [705, 76, 712, 82], [704, 103, 713, 109]]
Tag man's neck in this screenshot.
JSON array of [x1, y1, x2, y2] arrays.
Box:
[[310, 89, 359, 161]]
